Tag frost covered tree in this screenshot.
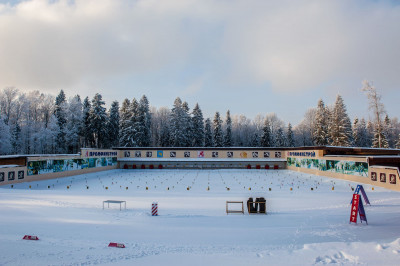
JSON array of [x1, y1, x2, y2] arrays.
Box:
[[0, 87, 18, 125], [313, 99, 329, 146], [181, 101, 192, 147], [362, 80, 387, 148], [119, 98, 131, 147], [65, 95, 83, 153], [383, 115, 394, 148], [0, 117, 11, 154], [266, 113, 286, 146], [250, 132, 259, 147], [191, 103, 204, 147], [328, 95, 352, 146], [89, 93, 108, 148], [204, 118, 213, 147], [372, 130, 389, 148], [107, 101, 120, 148], [231, 115, 253, 146], [395, 134, 400, 149], [169, 97, 187, 147], [11, 123, 21, 154], [353, 118, 369, 147], [287, 123, 295, 147], [260, 119, 272, 147], [213, 112, 223, 147], [82, 97, 93, 148], [224, 110, 232, 147], [151, 107, 171, 147], [128, 98, 140, 146], [54, 90, 67, 153], [136, 95, 151, 147], [275, 127, 286, 147]]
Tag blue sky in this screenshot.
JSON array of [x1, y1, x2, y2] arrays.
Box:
[[0, 0, 399, 124]]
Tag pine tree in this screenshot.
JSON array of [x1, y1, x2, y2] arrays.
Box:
[[358, 118, 369, 147], [191, 103, 204, 147], [372, 131, 389, 148], [328, 95, 353, 146], [129, 98, 139, 147], [395, 134, 400, 149], [353, 118, 361, 147], [182, 101, 192, 147], [224, 110, 232, 147], [287, 123, 295, 147], [275, 127, 285, 147], [82, 96, 93, 148], [89, 93, 108, 148], [107, 101, 120, 148], [0, 118, 11, 154], [260, 119, 272, 147], [313, 99, 329, 146], [136, 95, 151, 147], [250, 132, 259, 147], [11, 123, 21, 154], [54, 90, 67, 153], [119, 98, 131, 147], [66, 95, 83, 153], [366, 120, 374, 147], [204, 118, 213, 147], [169, 97, 186, 147], [213, 112, 223, 147], [383, 114, 393, 148]]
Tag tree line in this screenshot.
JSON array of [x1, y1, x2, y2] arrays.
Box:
[[0, 81, 399, 155]]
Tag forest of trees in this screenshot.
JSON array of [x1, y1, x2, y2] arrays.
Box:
[[1, 81, 400, 155]]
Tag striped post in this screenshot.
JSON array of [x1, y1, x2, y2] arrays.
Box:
[[152, 202, 158, 216]]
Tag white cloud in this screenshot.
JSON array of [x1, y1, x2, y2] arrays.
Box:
[[0, 0, 399, 99]]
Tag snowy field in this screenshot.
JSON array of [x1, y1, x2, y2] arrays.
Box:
[[1, 169, 400, 266]]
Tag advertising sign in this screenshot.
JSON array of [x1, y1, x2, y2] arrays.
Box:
[[350, 194, 360, 224]]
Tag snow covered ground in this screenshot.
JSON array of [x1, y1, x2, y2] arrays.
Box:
[[1, 169, 400, 265]]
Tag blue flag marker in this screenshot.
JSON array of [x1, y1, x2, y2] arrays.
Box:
[[358, 197, 368, 224]]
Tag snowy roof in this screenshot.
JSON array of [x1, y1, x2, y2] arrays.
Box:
[[118, 158, 286, 162], [369, 165, 400, 170], [0, 154, 79, 159], [0, 165, 24, 169]]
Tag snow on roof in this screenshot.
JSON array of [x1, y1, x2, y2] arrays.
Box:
[[369, 165, 399, 169], [0, 154, 79, 159], [0, 165, 23, 169]]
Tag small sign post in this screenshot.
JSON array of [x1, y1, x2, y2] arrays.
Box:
[[350, 194, 368, 225], [350, 194, 360, 224]]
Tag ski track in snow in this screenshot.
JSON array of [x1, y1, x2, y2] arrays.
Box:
[[1, 169, 400, 265]]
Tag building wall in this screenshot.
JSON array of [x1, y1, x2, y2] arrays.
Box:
[[368, 166, 400, 190], [2, 147, 400, 191], [119, 160, 285, 170], [0, 166, 27, 186], [121, 149, 284, 160], [0, 149, 118, 186]]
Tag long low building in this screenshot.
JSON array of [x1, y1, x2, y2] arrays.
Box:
[[1, 146, 400, 191]]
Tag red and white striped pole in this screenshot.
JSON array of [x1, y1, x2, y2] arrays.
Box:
[[152, 202, 158, 216]]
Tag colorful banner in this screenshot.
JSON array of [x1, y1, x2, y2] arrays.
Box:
[[287, 157, 368, 177], [27, 157, 117, 176]]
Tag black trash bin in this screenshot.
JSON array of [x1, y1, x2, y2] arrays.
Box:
[[247, 197, 256, 213], [259, 197, 266, 213]]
